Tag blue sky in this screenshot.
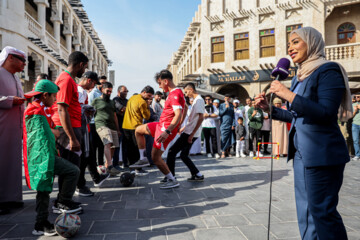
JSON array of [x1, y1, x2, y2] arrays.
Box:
[[82, 0, 201, 96]]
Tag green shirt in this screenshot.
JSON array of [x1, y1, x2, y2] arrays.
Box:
[[353, 103, 360, 125], [91, 97, 117, 130], [248, 107, 263, 130]]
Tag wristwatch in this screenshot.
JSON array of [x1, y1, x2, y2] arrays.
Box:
[[165, 129, 171, 135]]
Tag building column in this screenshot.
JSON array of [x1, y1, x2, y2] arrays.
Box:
[[34, 0, 49, 40], [88, 59, 93, 71], [74, 44, 80, 51], [65, 34, 72, 53]]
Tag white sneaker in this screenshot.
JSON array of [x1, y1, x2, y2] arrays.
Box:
[[352, 156, 360, 161], [207, 153, 213, 158], [129, 158, 150, 168], [235, 154, 240, 158], [240, 152, 246, 158], [258, 152, 263, 157], [215, 153, 220, 159], [249, 152, 254, 157], [160, 179, 180, 189]]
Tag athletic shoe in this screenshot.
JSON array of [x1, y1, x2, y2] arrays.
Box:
[[160, 179, 180, 189], [135, 169, 148, 176], [75, 186, 94, 197], [215, 153, 220, 159], [352, 156, 360, 161], [207, 153, 213, 158], [240, 152, 246, 158], [160, 177, 168, 183], [94, 173, 110, 187], [32, 220, 57, 236], [249, 152, 254, 157], [108, 166, 121, 176], [187, 175, 205, 182], [113, 165, 125, 172], [52, 201, 82, 214], [129, 158, 150, 168], [235, 154, 240, 158], [263, 150, 271, 155], [257, 152, 263, 157]]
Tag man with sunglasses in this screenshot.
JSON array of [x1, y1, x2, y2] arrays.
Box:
[[352, 95, 360, 161], [203, 95, 220, 159], [0, 46, 27, 214]]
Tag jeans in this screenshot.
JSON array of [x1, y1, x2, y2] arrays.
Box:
[[203, 128, 218, 154], [36, 156, 79, 223], [167, 133, 200, 176], [352, 123, 360, 157]]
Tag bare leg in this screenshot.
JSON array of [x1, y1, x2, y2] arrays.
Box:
[[135, 124, 151, 150], [104, 143, 113, 168], [151, 148, 171, 175]]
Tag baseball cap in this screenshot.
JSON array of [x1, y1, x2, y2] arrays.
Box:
[[24, 79, 59, 98], [234, 99, 240, 104], [83, 71, 100, 84]]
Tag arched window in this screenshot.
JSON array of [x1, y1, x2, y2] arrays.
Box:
[[337, 22, 356, 44]]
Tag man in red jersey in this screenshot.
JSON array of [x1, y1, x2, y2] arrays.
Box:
[[133, 70, 187, 189], [51, 51, 91, 207]]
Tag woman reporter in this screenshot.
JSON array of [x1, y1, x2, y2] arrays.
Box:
[[256, 27, 352, 239]]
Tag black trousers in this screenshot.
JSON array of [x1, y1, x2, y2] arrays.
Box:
[[167, 133, 200, 176], [261, 130, 270, 152], [123, 129, 139, 165], [203, 128, 218, 154], [113, 129, 128, 166], [249, 127, 262, 152], [90, 123, 104, 166]]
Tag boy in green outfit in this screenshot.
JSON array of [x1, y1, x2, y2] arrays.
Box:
[[23, 80, 81, 236]]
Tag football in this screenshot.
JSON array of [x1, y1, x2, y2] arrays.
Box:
[[96, 165, 107, 175], [55, 213, 81, 238]]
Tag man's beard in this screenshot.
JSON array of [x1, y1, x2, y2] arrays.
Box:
[[102, 93, 111, 101]]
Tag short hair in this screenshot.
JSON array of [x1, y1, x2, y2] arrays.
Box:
[[155, 91, 163, 96], [37, 73, 49, 80], [102, 82, 113, 89], [184, 82, 196, 91], [100, 75, 107, 80], [68, 51, 88, 66], [141, 85, 155, 94], [205, 95, 212, 99], [118, 85, 126, 92], [246, 97, 251, 101], [154, 70, 173, 82], [237, 117, 243, 121]]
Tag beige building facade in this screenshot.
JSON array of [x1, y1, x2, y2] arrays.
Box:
[[168, 0, 360, 103], [0, 0, 110, 92]]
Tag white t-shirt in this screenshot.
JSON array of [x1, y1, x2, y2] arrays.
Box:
[[261, 112, 271, 131], [77, 85, 88, 105], [184, 94, 205, 138], [202, 104, 219, 128], [234, 107, 244, 126]]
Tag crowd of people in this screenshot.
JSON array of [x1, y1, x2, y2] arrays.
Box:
[[0, 26, 358, 239]]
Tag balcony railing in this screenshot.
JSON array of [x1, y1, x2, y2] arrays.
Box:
[[46, 32, 58, 51], [325, 43, 360, 61], [60, 45, 69, 61], [25, 12, 42, 39]]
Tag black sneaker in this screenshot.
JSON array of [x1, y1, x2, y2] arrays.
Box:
[[32, 220, 57, 236], [94, 173, 110, 187], [160, 177, 167, 183], [187, 175, 205, 182], [75, 186, 94, 197], [53, 201, 82, 214]]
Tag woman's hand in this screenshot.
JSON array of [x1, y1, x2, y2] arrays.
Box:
[[270, 81, 296, 103], [254, 93, 269, 111]]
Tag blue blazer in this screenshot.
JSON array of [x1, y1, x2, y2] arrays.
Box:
[[272, 62, 350, 167]]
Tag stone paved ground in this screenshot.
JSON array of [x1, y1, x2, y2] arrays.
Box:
[[0, 155, 359, 240]]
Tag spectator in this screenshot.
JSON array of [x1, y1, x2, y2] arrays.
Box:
[[144, 98, 157, 165], [23, 80, 81, 236], [248, 101, 264, 157], [271, 98, 289, 157], [235, 117, 246, 158], [0, 46, 26, 215], [123, 85, 153, 175], [203, 95, 220, 158], [152, 91, 163, 122], [219, 94, 235, 158], [88, 76, 107, 166], [352, 94, 360, 161], [261, 110, 271, 155], [78, 72, 110, 192], [242, 97, 252, 155], [51, 51, 88, 210], [213, 99, 222, 154], [113, 85, 129, 169], [213, 99, 220, 109], [91, 82, 122, 176]]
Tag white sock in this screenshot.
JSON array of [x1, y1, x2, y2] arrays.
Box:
[[196, 172, 203, 177], [139, 149, 145, 160], [165, 173, 175, 181]]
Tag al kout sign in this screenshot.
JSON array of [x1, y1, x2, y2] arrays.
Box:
[[209, 68, 297, 85]]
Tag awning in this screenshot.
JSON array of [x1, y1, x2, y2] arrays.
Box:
[[196, 88, 226, 100]]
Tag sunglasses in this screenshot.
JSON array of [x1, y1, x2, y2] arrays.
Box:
[[205, 99, 211, 101], [11, 54, 26, 63]]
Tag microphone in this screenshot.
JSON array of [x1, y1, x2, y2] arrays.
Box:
[[271, 58, 291, 80]]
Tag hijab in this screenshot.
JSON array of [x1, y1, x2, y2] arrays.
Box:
[[0, 46, 26, 67], [291, 27, 353, 121]]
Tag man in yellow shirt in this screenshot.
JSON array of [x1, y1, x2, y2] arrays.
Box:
[[122, 86, 154, 174]]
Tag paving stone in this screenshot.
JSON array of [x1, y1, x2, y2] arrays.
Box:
[[193, 228, 246, 240], [125, 200, 162, 209], [166, 229, 195, 240], [112, 209, 138, 220], [0, 223, 33, 238], [242, 212, 281, 225], [0, 224, 15, 238], [269, 222, 300, 239], [200, 216, 219, 228], [104, 233, 136, 240], [102, 200, 126, 209], [151, 217, 206, 232], [89, 220, 151, 233], [238, 224, 277, 240], [272, 210, 298, 222], [138, 208, 188, 219], [214, 215, 249, 226]]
